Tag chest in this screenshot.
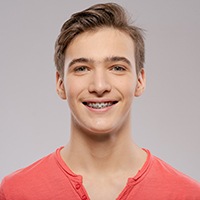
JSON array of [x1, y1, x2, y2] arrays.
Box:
[[82, 177, 129, 200]]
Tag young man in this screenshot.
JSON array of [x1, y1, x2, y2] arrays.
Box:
[[0, 3, 200, 200]]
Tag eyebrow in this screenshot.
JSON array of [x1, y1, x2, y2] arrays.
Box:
[[68, 58, 91, 68], [105, 56, 131, 66], [68, 56, 131, 68]]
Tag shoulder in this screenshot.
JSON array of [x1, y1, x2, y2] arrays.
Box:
[[150, 154, 200, 193], [3, 151, 55, 182], [0, 147, 81, 199], [0, 148, 62, 199], [152, 155, 199, 181], [133, 150, 200, 199]]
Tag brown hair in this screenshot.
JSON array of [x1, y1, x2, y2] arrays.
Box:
[[54, 3, 145, 77]]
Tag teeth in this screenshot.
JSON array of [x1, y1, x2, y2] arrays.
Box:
[[87, 102, 112, 109]]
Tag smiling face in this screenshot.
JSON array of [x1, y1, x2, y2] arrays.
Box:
[[56, 27, 146, 135]]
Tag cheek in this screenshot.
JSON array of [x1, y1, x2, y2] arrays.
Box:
[[116, 78, 136, 96], [65, 77, 84, 100]]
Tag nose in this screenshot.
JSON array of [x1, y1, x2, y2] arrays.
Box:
[[88, 69, 111, 96]]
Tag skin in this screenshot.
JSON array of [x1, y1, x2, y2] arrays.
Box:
[[56, 27, 146, 200]]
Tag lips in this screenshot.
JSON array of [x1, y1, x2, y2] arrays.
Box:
[[83, 101, 118, 109]]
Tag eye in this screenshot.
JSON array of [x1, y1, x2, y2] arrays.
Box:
[[74, 66, 90, 72], [111, 65, 126, 71]]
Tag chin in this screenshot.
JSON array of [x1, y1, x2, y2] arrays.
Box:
[[84, 129, 116, 142], [83, 123, 120, 136]]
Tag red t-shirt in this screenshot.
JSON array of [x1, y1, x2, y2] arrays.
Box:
[[1, 147, 200, 200]]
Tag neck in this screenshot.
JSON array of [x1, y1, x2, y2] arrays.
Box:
[[61, 123, 146, 176]]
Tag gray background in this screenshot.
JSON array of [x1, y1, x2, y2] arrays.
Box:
[[0, 0, 200, 182]]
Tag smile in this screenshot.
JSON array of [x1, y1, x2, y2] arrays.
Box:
[[83, 101, 118, 109]]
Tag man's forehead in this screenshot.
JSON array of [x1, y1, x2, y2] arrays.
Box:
[[64, 27, 135, 68], [66, 27, 134, 49]]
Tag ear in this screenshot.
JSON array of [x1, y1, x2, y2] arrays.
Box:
[[135, 68, 146, 97], [56, 71, 67, 99]]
